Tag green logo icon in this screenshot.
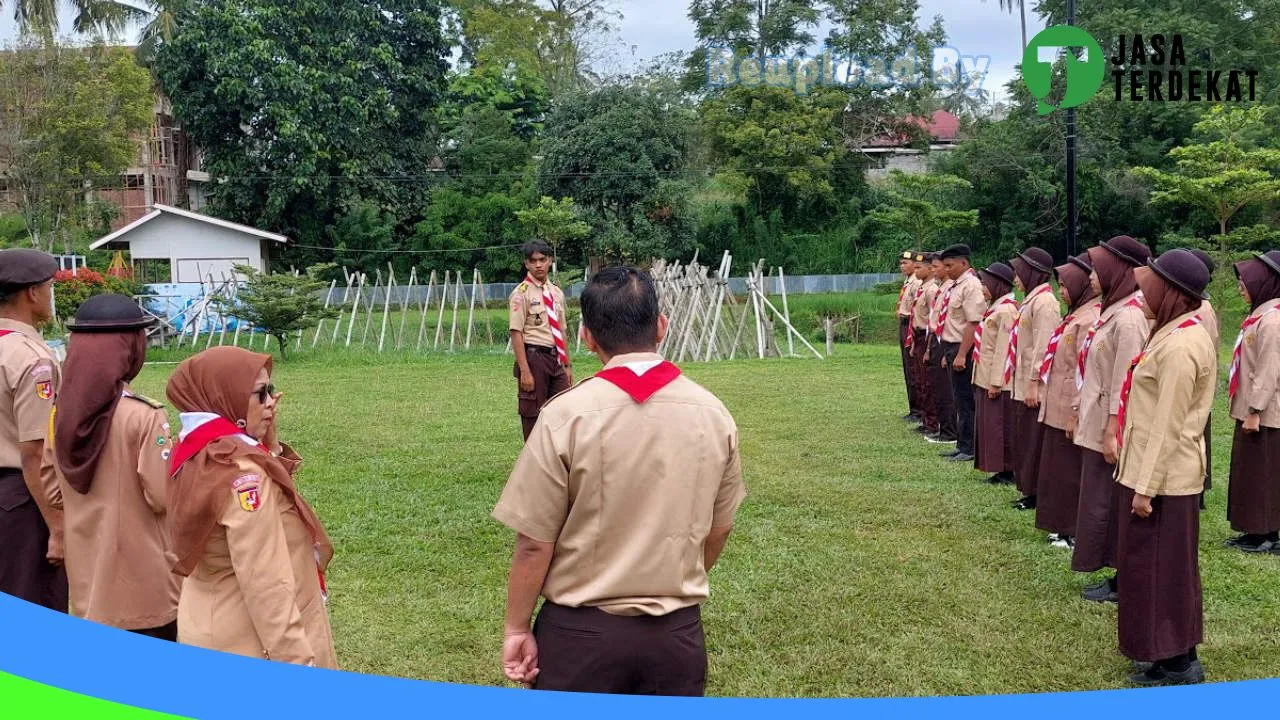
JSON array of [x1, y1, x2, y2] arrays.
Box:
[[1023, 25, 1106, 115]]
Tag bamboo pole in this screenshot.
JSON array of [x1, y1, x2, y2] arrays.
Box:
[[779, 267, 794, 358], [417, 270, 437, 352], [345, 273, 365, 347], [378, 266, 395, 352], [397, 267, 416, 350], [313, 278, 339, 348], [449, 269, 462, 352], [361, 269, 381, 347], [434, 270, 450, 349]]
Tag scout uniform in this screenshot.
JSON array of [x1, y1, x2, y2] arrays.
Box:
[[1008, 249, 1062, 506], [927, 273, 957, 443], [509, 277, 571, 440], [1114, 250, 1214, 686], [55, 390, 178, 632], [897, 253, 922, 421], [1225, 251, 1280, 552], [493, 352, 745, 695], [1035, 254, 1101, 543], [0, 249, 66, 611], [910, 262, 940, 434], [1072, 237, 1152, 588], [972, 266, 1016, 479], [939, 251, 986, 459]]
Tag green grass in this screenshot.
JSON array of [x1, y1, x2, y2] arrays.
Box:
[[128, 343, 1280, 697]]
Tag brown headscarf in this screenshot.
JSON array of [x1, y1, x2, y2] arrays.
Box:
[[1012, 258, 1051, 294], [1137, 268, 1202, 329], [1055, 261, 1099, 312], [1235, 258, 1280, 311], [979, 269, 1012, 300], [54, 330, 148, 494], [164, 346, 331, 577], [1088, 246, 1140, 309]]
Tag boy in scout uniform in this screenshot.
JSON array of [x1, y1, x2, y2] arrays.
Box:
[[51, 295, 180, 639], [909, 254, 939, 436], [938, 245, 986, 462], [897, 250, 922, 422], [509, 241, 572, 441], [494, 266, 745, 696], [0, 248, 67, 610]]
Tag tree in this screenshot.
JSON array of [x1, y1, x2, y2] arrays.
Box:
[[689, 0, 819, 61], [2, 0, 146, 35], [1133, 106, 1280, 253], [0, 37, 154, 253], [220, 264, 339, 358], [516, 196, 591, 256], [154, 0, 454, 268], [866, 170, 979, 250], [982, 0, 1025, 52]]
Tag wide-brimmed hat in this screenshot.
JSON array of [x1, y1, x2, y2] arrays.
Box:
[[1016, 247, 1054, 273], [1257, 250, 1280, 278], [1066, 251, 1093, 275], [0, 248, 58, 294], [1098, 235, 1152, 267], [66, 294, 157, 333], [979, 262, 1015, 286], [1147, 249, 1210, 301]]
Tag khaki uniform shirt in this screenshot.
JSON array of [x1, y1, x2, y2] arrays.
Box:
[[177, 444, 336, 668], [1012, 285, 1063, 401], [1115, 312, 1217, 497], [897, 276, 920, 317], [54, 390, 179, 629], [492, 352, 745, 617], [1199, 299, 1220, 351], [1038, 302, 1101, 430], [929, 279, 954, 337], [1229, 298, 1280, 426], [0, 318, 62, 529], [972, 295, 1016, 392], [1074, 292, 1151, 454], [509, 279, 566, 349], [941, 270, 985, 343], [911, 280, 938, 331]]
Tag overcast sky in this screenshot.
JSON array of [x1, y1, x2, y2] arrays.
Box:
[[1, 0, 1039, 99]]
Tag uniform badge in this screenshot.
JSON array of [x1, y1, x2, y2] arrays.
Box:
[[156, 436, 167, 447], [233, 474, 262, 512], [161, 449, 171, 461], [31, 364, 53, 380], [35, 380, 53, 400]]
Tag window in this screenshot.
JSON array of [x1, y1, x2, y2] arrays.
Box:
[[133, 258, 172, 285], [123, 174, 145, 190]]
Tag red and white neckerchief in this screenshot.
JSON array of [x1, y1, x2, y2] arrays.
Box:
[[1040, 301, 1101, 384], [526, 275, 569, 367], [0, 329, 15, 338], [1076, 294, 1144, 390], [897, 279, 910, 313], [596, 360, 682, 403], [904, 281, 929, 350], [1003, 284, 1053, 386], [1116, 314, 1203, 449], [930, 281, 951, 336], [972, 294, 1017, 363], [936, 269, 976, 336], [1229, 303, 1280, 399]]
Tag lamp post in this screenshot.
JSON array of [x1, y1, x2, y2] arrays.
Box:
[[1065, 0, 1078, 257]]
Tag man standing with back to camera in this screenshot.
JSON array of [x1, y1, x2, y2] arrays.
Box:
[[494, 266, 745, 696], [509, 241, 572, 442]]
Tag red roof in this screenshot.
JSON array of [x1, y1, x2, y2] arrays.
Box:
[[866, 110, 960, 148]]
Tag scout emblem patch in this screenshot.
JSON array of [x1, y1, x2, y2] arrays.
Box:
[[234, 474, 262, 512], [35, 380, 53, 400]]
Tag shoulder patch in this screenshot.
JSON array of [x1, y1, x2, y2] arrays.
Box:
[[124, 392, 166, 409], [515, 282, 528, 293], [233, 474, 263, 512]]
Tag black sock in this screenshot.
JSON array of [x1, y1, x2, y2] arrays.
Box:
[[1188, 647, 1198, 662], [1161, 654, 1192, 673]]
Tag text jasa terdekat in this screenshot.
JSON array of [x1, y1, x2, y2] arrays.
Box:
[[1111, 34, 1258, 103]]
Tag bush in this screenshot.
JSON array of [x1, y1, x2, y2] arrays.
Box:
[[53, 269, 142, 321]]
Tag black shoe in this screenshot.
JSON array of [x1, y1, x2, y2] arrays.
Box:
[[1082, 577, 1118, 603], [940, 448, 961, 457], [914, 425, 930, 434], [1127, 661, 1205, 687], [985, 473, 1008, 485], [1011, 496, 1037, 511], [948, 452, 975, 462], [1239, 539, 1279, 554], [926, 434, 956, 444], [1225, 534, 1253, 549], [902, 413, 920, 422]]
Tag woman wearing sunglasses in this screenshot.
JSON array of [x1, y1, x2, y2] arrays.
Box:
[[165, 346, 336, 668]]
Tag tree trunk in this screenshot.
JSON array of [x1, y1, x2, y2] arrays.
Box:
[[1219, 217, 1229, 253], [1019, 0, 1027, 53]]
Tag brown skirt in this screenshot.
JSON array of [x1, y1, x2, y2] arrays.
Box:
[[974, 388, 1014, 473], [1227, 423, 1280, 534], [1072, 448, 1119, 573], [1035, 426, 1083, 536], [1117, 487, 1202, 662], [1012, 402, 1045, 496]]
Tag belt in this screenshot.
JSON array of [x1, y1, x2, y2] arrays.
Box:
[[525, 344, 556, 355]]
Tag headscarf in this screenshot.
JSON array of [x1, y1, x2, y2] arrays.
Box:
[[164, 346, 331, 577], [1235, 258, 1280, 311], [54, 330, 148, 494], [1088, 246, 1141, 309], [1012, 257, 1051, 294], [1055, 260, 1098, 311], [979, 269, 1012, 300], [1136, 268, 1202, 329]]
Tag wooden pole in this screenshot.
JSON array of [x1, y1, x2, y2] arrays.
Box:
[[480, 272, 494, 346], [313, 278, 339, 348], [449, 269, 462, 352], [397, 267, 416, 350], [465, 268, 479, 349], [345, 273, 365, 347], [434, 270, 450, 349], [824, 317, 835, 356], [778, 267, 794, 358], [417, 270, 436, 352], [361, 269, 381, 346], [378, 266, 395, 352]]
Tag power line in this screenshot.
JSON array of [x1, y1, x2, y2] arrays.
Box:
[[288, 241, 525, 254]]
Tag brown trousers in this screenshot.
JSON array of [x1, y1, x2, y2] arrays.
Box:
[[0, 470, 68, 612], [911, 329, 938, 431], [515, 345, 570, 440], [532, 602, 707, 696]]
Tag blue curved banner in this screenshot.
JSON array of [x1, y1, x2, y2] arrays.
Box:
[[0, 592, 1274, 718]]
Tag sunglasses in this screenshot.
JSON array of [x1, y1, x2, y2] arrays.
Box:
[[253, 383, 277, 403]]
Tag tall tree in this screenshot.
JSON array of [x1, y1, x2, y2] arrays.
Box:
[[866, 170, 979, 250], [689, 0, 819, 62], [0, 37, 154, 253], [154, 0, 454, 269], [2, 0, 146, 35], [983, 0, 1026, 52]]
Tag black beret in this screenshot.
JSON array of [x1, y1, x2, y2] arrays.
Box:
[[939, 244, 972, 260], [66, 294, 156, 333], [0, 249, 58, 293]]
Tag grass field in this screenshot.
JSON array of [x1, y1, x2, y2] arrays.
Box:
[[128, 343, 1280, 697]]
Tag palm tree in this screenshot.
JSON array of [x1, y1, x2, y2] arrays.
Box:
[[984, 0, 1027, 53], [4, 0, 150, 36]]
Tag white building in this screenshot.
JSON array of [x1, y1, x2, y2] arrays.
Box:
[[89, 204, 288, 284]]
